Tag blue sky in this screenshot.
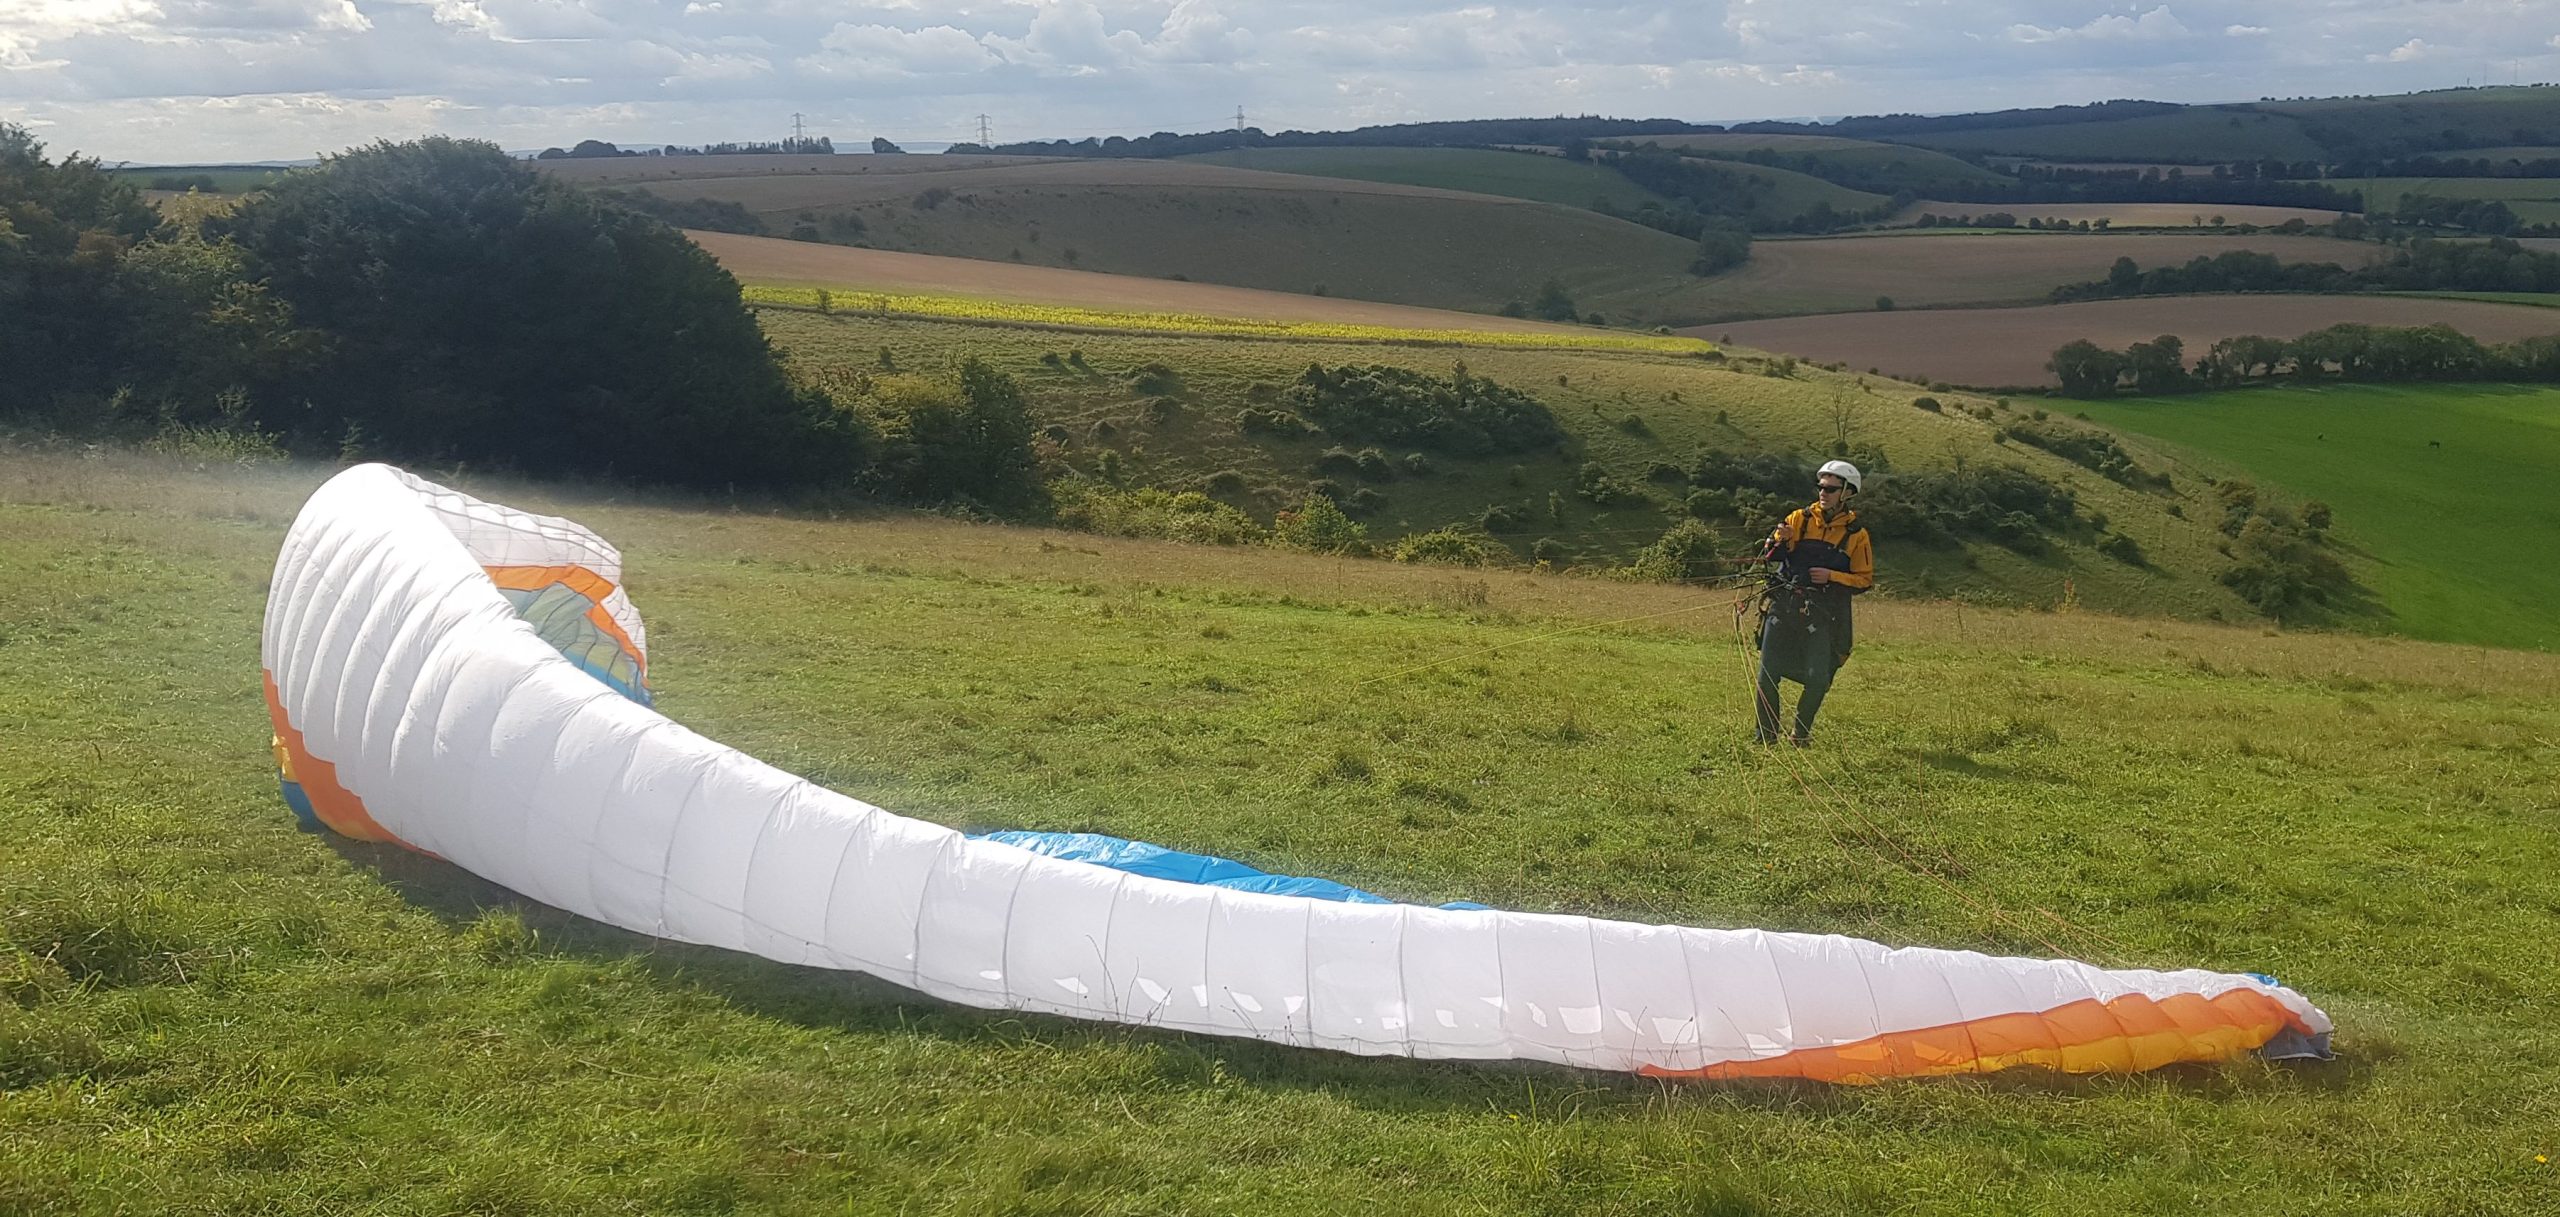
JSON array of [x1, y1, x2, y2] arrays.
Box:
[[4, 1, 2556, 163]]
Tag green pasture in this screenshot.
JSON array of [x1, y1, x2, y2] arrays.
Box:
[[1707, 161, 1892, 224], [1890, 110, 2330, 165], [2342, 177, 2560, 224], [1177, 146, 1667, 210], [2078, 383, 2560, 651], [1637, 134, 2007, 193], [4, 447, 2558, 1215]]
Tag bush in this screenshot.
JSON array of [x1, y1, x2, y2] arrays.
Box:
[[1481, 503, 1528, 532], [2096, 532, 2146, 566], [1912, 396, 1942, 413], [1273, 495, 1370, 556], [1529, 537, 1566, 565], [1139, 396, 1182, 425], [1201, 469, 1248, 495], [1345, 487, 1387, 515], [1393, 526, 1496, 566], [1863, 465, 2080, 552], [1684, 487, 1736, 520], [1238, 407, 1310, 437], [1620, 520, 1728, 583], [1283, 362, 1563, 455], [1127, 362, 1182, 396], [1573, 462, 1644, 506], [1401, 452, 1432, 476], [1050, 481, 1264, 545], [855, 361, 1043, 509]]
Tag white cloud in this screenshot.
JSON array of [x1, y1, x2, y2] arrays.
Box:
[[2010, 6, 2192, 45], [14, 2, 2560, 163]]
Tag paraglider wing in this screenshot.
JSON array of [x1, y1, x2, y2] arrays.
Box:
[[261, 465, 2332, 1080]]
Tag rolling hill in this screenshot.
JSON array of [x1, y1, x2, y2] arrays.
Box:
[[1174, 146, 1668, 209], [1613, 133, 2008, 193]]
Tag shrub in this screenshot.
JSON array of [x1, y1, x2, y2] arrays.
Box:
[[1573, 462, 1644, 506], [1127, 362, 1182, 396], [1912, 396, 1942, 413], [1620, 520, 1728, 583], [1481, 503, 1528, 532], [1282, 362, 1563, 455], [1201, 469, 1248, 495], [1140, 396, 1182, 425], [1401, 452, 1432, 476], [1684, 487, 1736, 520], [1273, 495, 1370, 556], [1238, 407, 1310, 437], [1050, 481, 1263, 545], [1530, 537, 1566, 565], [1393, 526, 1495, 566], [1863, 465, 2080, 552], [2096, 532, 2146, 566], [1345, 487, 1387, 514]]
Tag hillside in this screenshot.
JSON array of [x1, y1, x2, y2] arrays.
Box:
[[1887, 108, 2332, 164], [1174, 146, 1668, 209], [569, 156, 1724, 325], [750, 298, 2370, 627], [2080, 383, 2560, 651], [1615, 133, 2008, 193], [7, 445, 2559, 1215]]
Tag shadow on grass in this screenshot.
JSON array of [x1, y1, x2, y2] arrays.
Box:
[[327, 834, 2365, 1115]]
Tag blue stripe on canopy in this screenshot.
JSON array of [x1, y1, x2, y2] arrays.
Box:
[[973, 830, 1489, 910]]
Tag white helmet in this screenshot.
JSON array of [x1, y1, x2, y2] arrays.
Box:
[[1818, 459, 1862, 494]]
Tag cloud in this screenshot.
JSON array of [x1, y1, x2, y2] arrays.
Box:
[[2009, 6, 2192, 45], [15, 2, 2560, 163]]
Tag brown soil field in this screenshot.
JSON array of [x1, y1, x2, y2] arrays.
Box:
[[1687, 231, 2376, 319], [1904, 201, 2347, 228], [1696, 294, 2560, 387], [687, 231, 1585, 334]]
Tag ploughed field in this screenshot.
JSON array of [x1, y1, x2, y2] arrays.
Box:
[[1676, 231, 2376, 322], [1700, 294, 2560, 387]]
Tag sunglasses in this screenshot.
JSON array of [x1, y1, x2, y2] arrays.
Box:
[[1815, 482, 1846, 493]]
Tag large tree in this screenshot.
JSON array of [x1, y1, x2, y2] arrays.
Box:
[[216, 137, 862, 488], [0, 123, 162, 411]]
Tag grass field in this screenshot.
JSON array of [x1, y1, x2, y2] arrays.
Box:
[[1704, 295, 2560, 389], [1626, 134, 2007, 192], [5, 446, 2559, 1214], [1176, 147, 1668, 210], [2339, 177, 2560, 225], [2078, 383, 2560, 651], [1890, 110, 2331, 165]]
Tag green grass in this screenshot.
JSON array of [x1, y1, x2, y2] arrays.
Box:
[[5, 445, 2559, 1214], [2390, 291, 2560, 308], [1890, 110, 2331, 165], [1177, 147, 1668, 210], [2076, 383, 2560, 651], [1707, 162, 1893, 224], [2340, 177, 2560, 225], [1630, 134, 2008, 193]]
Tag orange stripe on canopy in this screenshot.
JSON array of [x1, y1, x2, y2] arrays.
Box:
[[484, 563, 647, 680], [1640, 989, 2308, 1084], [262, 670, 428, 853]]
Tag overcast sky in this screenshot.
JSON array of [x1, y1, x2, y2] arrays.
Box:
[[4, 1, 2557, 164]]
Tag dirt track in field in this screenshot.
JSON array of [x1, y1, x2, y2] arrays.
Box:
[[1697, 295, 2560, 387], [689, 231, 1586, 334]]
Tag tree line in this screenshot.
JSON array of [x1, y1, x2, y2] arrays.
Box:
[[536, 137, 837, 159], [2047, 324, 2560, 397], [2050, 237, 2560, 303], [0, 126, 1042, 507]]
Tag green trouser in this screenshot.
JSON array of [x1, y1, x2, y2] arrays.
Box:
[[1754, 600, 1842, 743]]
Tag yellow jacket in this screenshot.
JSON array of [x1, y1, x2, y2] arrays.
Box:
[[1769, 502, 1874, 592]]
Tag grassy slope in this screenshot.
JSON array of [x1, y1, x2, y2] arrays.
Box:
[[1706, 161, 1892, 223], [2076, 383, 2560, 651], [5, 448, 2559, 1215], [1631, 134, 2008, 192], [2264, 88, 2560, 158], [1889, 111, 2331, 164], [1176, 147, 1668, 210], [623, 168, 1720, 326], [762, 308, 2278, 624]]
